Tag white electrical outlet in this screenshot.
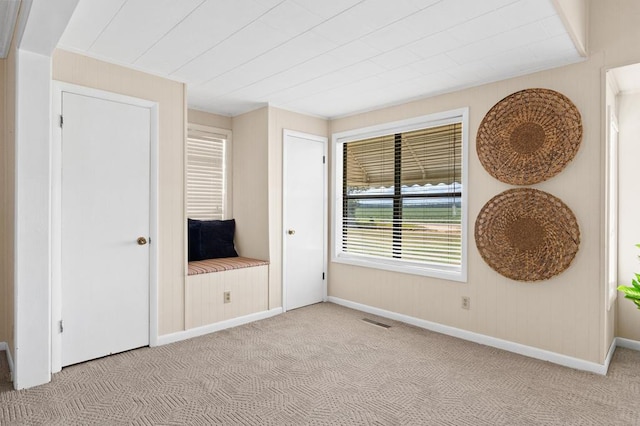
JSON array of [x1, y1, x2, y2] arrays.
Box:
[[224, 291, 231, 304], [461, 296, 470, 310]]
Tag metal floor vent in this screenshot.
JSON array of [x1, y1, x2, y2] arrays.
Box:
[[362, 318, 391, 329]]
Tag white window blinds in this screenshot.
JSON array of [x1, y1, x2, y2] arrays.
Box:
[[342, 122, 462, 269], [186, 127, 227, 220]]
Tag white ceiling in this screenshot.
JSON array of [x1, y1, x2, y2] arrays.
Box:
[[57, 0, 583, 119], [611, 63, 640, 94]]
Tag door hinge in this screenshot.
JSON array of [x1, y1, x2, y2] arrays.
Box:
[[322, 272, 325, 280], [59, 115, 63, 128], [59, 320, 64, 333], [322, 155, 326, 164]]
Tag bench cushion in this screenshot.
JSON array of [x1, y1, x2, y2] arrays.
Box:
[[188, 256, 269, 276]]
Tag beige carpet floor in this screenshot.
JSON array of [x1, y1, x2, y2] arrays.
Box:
[[1, 302, 639, 425]]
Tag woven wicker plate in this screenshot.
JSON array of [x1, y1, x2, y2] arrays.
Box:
[[475, 188, 580, 282], [477, 88, 582, 185]]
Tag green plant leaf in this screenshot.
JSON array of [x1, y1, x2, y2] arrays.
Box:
[[618, 285, 640, 300]]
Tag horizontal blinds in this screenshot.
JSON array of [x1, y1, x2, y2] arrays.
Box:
[[187, 130, 225, 221], [345, 123, 461, 188], [402, 124, 461, 186], [342, 122, 462, 268]]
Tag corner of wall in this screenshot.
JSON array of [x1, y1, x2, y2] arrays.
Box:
[[552, 0, 589, 56]]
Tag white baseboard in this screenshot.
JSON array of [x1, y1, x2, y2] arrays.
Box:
[[155, 307, 283, 346], [0, 342, 14, 382], [328, 297, 610, 375], [616, 337, 640, 351]]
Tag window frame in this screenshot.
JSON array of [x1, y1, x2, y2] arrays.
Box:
[[331, 108, 469, 282], [185, 123, 233, 221]]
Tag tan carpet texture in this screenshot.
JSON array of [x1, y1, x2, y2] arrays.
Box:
[[1, 302, 639, 425]]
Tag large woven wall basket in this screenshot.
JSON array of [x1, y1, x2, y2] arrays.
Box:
[[475, 188, 580, 282], [476, 88, 582, 185]]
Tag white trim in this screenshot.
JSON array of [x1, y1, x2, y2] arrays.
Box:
[[51, 81, 160, 370], [603, 338, 617, 372], [14, 49, 54, 389], [156, 308, 283, 346], [328, 297, 611, 375], [331, 108, 469, 282], [0, 342, 15, 382], [282, 130, 329, 313], [616, 337, 640, 351], [605, 106, 619, 311]]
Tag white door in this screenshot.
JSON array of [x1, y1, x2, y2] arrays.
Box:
[[61, 92, 150, 367], [283, 130, 327, 311]]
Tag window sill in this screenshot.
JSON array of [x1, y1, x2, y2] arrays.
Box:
[[332, 253, 467, 282]]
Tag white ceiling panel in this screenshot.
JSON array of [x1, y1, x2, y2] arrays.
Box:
[[344, 0, 424, 29], [311, 9, 375, 44], [258, 0, 324, 37], [360, 21, 421, 52], [172, 20, 289, 84], [89, 0, 204, 64], [57, 0, 127, 52], [134, 0, 273, 74], [291, 0, 363, 19], [406, 32, 464, 60], [448, 20, 558, 65], [58, 0, 585, 118], [410, 54, 459, 75], [196, 32, 337, 96], [369, 47, 422, 70], [528, 34, 578, 59], [496, 0, 557, 28], [399, 2, 470, 39]]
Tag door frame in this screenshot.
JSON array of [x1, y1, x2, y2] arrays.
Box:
[[50, 82, 159, 373], [281, 129, 328, 313]]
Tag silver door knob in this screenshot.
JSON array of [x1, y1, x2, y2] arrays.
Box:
[[137, 237, 148, 245], [287, 229, 295, 235]]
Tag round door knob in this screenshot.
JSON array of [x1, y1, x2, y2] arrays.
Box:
[[288, 229, 295, 235], [137, 237, 148, 245]]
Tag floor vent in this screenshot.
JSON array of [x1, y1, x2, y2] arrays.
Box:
[[362, 318, 391, 329]]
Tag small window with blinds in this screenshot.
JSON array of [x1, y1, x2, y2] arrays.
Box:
[[333, 109, 468, 281], [186, 125, 231, 220]]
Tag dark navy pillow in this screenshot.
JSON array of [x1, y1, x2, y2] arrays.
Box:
[[188, 218, 203, 262], [200, 219, 238, 259]]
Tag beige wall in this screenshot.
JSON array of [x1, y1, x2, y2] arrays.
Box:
[[231, 107, 270, 263], [267, 107, 329, 308], [188, 108, 232, 130], [52, 49, 186, 336], [330, 59, 603, 363], [617, 91, 640, 341]]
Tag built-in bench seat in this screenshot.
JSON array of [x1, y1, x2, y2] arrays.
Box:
[[185, 256, 270, 329], [188, 256, 269, 275]]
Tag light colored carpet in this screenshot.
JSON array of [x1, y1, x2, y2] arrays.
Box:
[[1, 302, 639, 425]]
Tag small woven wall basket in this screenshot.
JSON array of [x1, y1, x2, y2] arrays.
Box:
[[475, 188, 580, 282], [476, 88, 582, 185]]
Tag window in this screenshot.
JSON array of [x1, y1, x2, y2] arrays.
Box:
[[186, 124, 231, 220], [332, 109, 468, 281]]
